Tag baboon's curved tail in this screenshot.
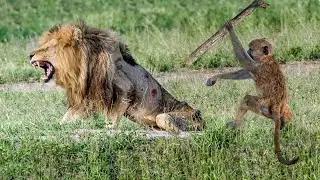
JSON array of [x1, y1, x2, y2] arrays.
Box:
[[274, 110, 299, 165]]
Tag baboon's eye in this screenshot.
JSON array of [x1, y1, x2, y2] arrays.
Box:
[[263, 46, 269, 55]]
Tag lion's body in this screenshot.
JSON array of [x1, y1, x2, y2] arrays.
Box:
[[119, 61, 204, 131], [30, 22, 204, 132]]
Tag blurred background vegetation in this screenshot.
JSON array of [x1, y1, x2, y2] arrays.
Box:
[[0, 0, 319, 83]]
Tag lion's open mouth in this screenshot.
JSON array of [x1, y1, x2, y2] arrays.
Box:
[[31, 60, 55, 83]]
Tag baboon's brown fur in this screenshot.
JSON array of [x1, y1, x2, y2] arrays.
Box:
[[206, 22, 298, 165], [29, 22, 205, 132]]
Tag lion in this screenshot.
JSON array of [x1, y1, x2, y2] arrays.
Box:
[[29, 22, 205, 132]]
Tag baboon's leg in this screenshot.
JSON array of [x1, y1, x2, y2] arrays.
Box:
[[257, 103, 289, 130], [246, 96, 271, 115], [106, 70, 134, 129], [278, 103, 293, 129], [227, 95, 271, 127], [257, 102, 293, 129], [227, 96, 250, 127], [206, 69, 252, 86], [281, 103, 293, 122]]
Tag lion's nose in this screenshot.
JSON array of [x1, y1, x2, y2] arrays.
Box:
[[29, 54, 35, 61]]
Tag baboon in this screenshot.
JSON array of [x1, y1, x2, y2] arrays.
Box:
[[206, 22, 298, 165]]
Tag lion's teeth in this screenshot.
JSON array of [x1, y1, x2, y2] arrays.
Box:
[[37, 61, 40, 67]]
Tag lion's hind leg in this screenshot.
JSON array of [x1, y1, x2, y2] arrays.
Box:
[[155, 113, 181, 133], [155, 110, 201, 133]]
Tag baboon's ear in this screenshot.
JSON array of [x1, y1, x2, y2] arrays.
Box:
[[73, 28, 82, 46], [263, 46, 269, 55]]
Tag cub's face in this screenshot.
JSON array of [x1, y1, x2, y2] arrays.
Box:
[[29, 38, 58, 83]]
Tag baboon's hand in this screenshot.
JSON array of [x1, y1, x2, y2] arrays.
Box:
[[206, 77, 217, 86], [225, 21, 233, 31]]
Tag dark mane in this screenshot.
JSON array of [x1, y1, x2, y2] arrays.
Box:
[[119, 44, 138, 66], [76, 22, 138, 66], [49, 24, 61, 33]]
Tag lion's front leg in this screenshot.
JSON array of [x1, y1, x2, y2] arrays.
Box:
[[106, 99, 131, 129], [106, 69, 134, 129], [60, 108, 87, 125]]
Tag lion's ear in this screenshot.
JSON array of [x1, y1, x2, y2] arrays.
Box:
[[73, 28, 83, 46]]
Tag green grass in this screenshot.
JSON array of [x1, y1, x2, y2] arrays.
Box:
[[1, 72, 320, 179], [1, 0, 320, 84]]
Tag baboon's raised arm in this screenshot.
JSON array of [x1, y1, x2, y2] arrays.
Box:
[[225, 22, 256, 69]]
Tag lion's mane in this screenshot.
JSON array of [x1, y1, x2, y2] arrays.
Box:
[[41, 22, 121, 112]]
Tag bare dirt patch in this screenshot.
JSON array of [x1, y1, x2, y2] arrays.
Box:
[[1, 61, 319, 92]]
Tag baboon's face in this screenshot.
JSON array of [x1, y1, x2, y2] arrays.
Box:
[[29, 38, 58, 83], [248, 38, 274, 62]]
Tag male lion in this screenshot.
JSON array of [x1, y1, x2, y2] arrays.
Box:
[[29, 22, 205, 132]]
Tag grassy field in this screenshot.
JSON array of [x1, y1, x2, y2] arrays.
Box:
[[1, 0, 320, 179], [1, 71, 320, 179], [0, 0, 319, 84]]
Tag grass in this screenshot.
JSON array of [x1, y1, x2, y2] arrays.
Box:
[[1, 72, 320, 179], [0, 0, 320, 84]]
